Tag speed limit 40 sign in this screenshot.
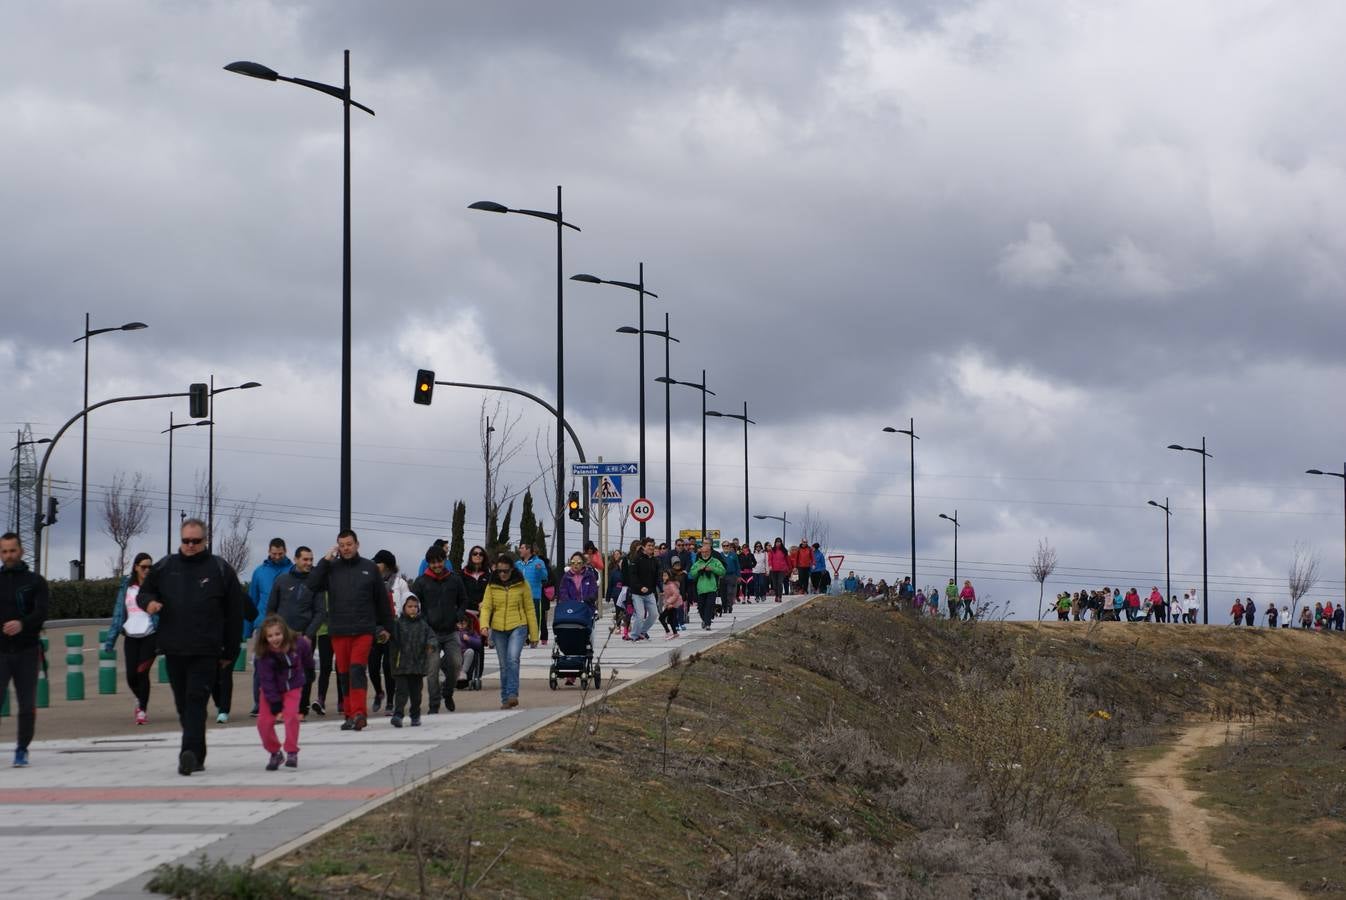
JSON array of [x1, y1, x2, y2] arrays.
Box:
[[629, 498, 655, 522]]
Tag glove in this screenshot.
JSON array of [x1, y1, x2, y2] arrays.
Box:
[[269, 700, 283, 715]]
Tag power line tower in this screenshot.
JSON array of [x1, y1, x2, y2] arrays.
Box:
[[9, 424, 39, 566]]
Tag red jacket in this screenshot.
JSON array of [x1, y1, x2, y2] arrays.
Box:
[[768, 547, 791, 572], [791, 546, 813, 568]]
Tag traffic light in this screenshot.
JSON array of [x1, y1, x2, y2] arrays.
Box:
[[413, 369, 435, 406], [46, 496, 59, 526], [567, 490, 585, 523], [189, 382, 209, 418]]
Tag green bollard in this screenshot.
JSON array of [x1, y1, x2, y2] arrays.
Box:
[[158, 656, 169, 683], [98, 630, 118, 695], [234, 641, 247, 672], [37, 637, 49, 708], [65, 632, 85, 701]]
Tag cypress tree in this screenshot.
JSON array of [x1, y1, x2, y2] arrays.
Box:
[[496, 499, 514, 551], [449, 500, 466, 570], [519, 489, 538, 551]]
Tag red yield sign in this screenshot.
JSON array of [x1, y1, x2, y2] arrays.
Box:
[[828, 554, 845, 577]]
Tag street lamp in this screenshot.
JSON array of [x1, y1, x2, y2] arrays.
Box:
[[470, 190, 581, 565], [73, 316, 147, 578], [706, 403, 755, 545], [883, 418, 919, 594], [1305, 464, 1346, 599], [618, 317, 679, 545], [657, 371, 714, 539], [754, 512, 790, 543], [1167, 438, 1212, 624], [938, 511, 959, 587], [225, 54, 374, 533], [207, 379, 261, 549], [572, 265, 658, 538], [10, 436, 51, 537], [1147, 498, 1172, 616], [163, 414, 211, 555]]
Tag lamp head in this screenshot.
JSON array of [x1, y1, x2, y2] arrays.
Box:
[[224, 61, 280, 81], [1147, 500, 1160, 508], [705, 410, 723, 417], [1306, 469, 1325, 475], [569, 273, 603, 284], [882, 426, 898, 433], [121, 322, 149, 331], [654, 376, 677, 385], [240, 381, 262, 389], [615, 326, 640, 335], [1166, 444, 1184, 451], [467, 201, 509, 214]]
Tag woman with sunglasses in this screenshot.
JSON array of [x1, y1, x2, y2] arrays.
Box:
[[478, 552, 538, 709], [103, 552, 158, 725], [460, 545, 489, 612]]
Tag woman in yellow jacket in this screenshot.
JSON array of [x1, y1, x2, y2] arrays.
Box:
[[478, 552, 538, 709]]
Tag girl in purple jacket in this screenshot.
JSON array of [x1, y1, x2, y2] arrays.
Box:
[[253, 615, 315, 771]]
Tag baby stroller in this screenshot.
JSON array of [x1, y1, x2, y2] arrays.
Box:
[[549, 598, 601, 690], [456, 608, 484, 691]]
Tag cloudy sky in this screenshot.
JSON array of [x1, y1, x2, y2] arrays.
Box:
[[4, 0, 1344, 618]]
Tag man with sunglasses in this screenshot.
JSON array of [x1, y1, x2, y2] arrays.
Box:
[[138, 519, 245, 776]]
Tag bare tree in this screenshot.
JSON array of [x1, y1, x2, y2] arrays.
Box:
[[101, 471, 152, 577], [1288, 542, 1320, 620], [1031, 538, 1058, 620], [797, 504, 831, 548], [531, 425, 565, 560], [188, 470, 257, 573], [481, 398, 526, 548]]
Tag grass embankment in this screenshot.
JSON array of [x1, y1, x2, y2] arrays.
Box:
[[271, 600, 1346, 899]]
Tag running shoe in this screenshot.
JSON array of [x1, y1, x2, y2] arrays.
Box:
[[135, 707, 147, 726], [12, 748, 29, 768], [216, 712, 229, 725], [285, 752, 298, 768], [310, 700, 326, 716], [178, 750, 197, 777], [266, 751, 284, 771], [353, 714, 368, 731]]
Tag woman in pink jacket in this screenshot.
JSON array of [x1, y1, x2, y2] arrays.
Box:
[[767, 538, 792, 602], [958, 580, 976, 620]]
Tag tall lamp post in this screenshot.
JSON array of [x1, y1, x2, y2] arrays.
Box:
[[1167, 438, 1211, 624], [938, 511, 959, 587], [753, 512, 790, 544], [225, 54, 374, 533], [706, 402, 755, 545], [73, 316, 147, 578], [618, 317, 678, 545], [207, 379, 262, 549], [1305, 464, 1346, 596], [470, 189, 581, 565], [657, 371, 714, 539], [163, 414, 211, 555], [1146, 498, 1172, 615], [573, 266, 658, 538], [882, 418, 919, 592]]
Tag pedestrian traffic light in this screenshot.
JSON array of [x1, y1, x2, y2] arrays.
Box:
[[188, 382, 209, 418], [414, 369, 435, 406], [46, 496, 59, 526], [567, 490, 584, 523]]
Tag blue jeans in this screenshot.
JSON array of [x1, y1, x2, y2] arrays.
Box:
[[630, 592, 659, 639], [491, 626, 528, 703]]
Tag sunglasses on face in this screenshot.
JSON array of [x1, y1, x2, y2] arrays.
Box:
[[181, 538, 204, 546], [471, 551, 484, 557], [495, 567, 512, 575]]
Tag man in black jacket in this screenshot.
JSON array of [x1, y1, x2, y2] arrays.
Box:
[[411, 544, 465, 713], [138, 519, 245, 776], [305, 529, 392, 731], [266, 545, 326, 715], [0, 533, 48, 767]]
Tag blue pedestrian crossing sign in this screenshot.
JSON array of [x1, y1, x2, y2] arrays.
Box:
[[591, 475, 623, 504]]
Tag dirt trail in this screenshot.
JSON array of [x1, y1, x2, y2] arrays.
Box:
[[1132, 721, 1301, 900]]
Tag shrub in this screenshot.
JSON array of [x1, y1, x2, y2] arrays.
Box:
[[146, 854, 312, 899], [46, 577, 120, 619]]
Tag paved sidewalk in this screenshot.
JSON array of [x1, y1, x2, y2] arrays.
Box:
[[0, 595, 813, 900]]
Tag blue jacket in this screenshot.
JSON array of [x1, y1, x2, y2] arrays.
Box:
[[247, 557, 292, 638], [721, 551, 740, 578], [104, 575, 159, 651], [515, 556, 549, 600], [812, 548, 826, 572], [843, 575, 859, 592]]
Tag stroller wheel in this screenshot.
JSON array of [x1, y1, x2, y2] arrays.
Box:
[[471, 678, 481, 691], [579, 677, 589, 691], [549, 676, 558, 691], [593, 668, 602, 689]]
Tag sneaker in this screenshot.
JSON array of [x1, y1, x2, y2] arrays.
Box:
[[216, 712, 229, 725], [372, 693, 384, 712], [446, 697, 455, 712], [135, 707, 147, 726], [410, 716, 421, 727], [249, 706, 260, 718], [390, 715, 403, 728], [353, 714, 368, 731], [266, 751, 284, 771], [500, 701, 511, 710], [178, 750, 197, 777], [506, 696, 519, 709], [310, 700, 326, 716], [340, 718, 356, 731], [12, 748, 29, 768], [285, 752, 298, 768], [540, 639, 548, 647], [666, 633, 676, 640]]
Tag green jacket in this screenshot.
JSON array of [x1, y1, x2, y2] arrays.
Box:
[[689, 555, 725, 595]]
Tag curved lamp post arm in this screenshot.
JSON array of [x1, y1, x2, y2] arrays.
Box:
[[33, 391, 191, 572], [433, 380, 587, 463]]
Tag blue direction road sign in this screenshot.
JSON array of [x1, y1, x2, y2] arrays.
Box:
[[571, 462, 639, 476]]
